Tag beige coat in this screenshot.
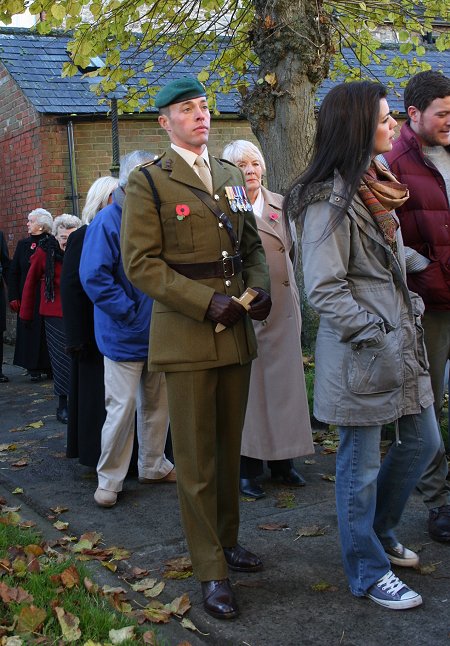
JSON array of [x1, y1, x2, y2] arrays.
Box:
[[241, 187, 314, 460]]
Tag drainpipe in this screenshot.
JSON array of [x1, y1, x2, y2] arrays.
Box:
[[67, 120, 80, 217]]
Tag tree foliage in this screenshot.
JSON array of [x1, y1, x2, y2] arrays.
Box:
[[0, 0, 448, 115]]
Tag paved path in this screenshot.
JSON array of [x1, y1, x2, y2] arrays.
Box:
[[0, 344, 449, 645]]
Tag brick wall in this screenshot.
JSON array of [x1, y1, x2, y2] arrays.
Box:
[[72, 117, 257, 211]]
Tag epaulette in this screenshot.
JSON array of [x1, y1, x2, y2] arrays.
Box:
[[217, 157, 238, 168], [139, 153, 164, 169]]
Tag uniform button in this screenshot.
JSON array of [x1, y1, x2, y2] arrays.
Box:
[[219, 222, 224, 228], [282, 280, 290, 286], [214, 194, 220, 201], [222, 251, 229, 258], [225, 280, 231, 287]]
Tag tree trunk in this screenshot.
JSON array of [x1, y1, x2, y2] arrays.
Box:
[[244, 0, 333, 193], [243, 0, 333, 349]]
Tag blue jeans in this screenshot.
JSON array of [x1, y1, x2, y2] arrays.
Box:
[[336, 405, 441, 597]]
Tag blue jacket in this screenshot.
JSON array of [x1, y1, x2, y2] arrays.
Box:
[[79, 199, 152, 362]]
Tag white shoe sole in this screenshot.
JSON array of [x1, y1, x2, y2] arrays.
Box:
[[366, 592, 423, 610], [386, 553, 419, 568]]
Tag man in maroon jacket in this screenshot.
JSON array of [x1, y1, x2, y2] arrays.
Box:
[[384, 70, 450, 544]]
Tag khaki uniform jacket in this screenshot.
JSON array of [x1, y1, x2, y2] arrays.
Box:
[[121, 148, 270, 372], [241, 188, 314, 460]]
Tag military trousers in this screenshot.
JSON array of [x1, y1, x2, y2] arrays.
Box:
[[166, 362, 252, 581]]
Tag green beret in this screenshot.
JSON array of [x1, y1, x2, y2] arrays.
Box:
[[155, 77, 207, 109]]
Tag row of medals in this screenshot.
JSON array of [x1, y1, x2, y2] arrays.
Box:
[[225, 186, 252, 212]]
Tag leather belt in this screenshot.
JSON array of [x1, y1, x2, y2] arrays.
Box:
[[169, 254, 243, 279]]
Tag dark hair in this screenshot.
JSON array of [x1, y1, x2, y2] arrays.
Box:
[[404, 71, 450, 114], [284, 81, 387, 224]]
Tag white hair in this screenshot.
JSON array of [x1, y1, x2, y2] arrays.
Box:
[[119, 150, 156, 187], [82, 176, 120, 224], [52, 214, 82, 236], [28, 208, 53, 233], [222, 140, 266, 174]]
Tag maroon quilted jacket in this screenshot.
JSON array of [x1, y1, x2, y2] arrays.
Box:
[[384, 122, 450, 311]]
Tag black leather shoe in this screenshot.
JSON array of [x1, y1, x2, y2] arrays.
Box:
[[239, 477, 266, 499], [201, 579, 239, 619], [429, 504, 450, 542], [223, 544, 263, 572], [56, 407, 68, 424], [271, 467, 306, 487]]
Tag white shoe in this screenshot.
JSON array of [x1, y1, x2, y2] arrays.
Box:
[[366, 570, 422, 610], [94, 487, 117, 507], [385, 543, 419, 568]]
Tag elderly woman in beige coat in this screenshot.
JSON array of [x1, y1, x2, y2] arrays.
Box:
[[222, 140, 314, 498]]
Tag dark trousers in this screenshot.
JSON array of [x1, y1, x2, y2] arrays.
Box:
[[240, 455, 294, 479]]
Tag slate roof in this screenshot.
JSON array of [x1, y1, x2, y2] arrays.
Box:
[[0, 27, 449, 116]]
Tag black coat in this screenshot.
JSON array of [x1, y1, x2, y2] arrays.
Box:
[[0, 231, 10, 333], [61, 226, 104, 467], [8, 233, 51, 372]]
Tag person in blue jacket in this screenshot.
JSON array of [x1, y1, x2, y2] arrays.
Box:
[[80, 150, 175, 507]]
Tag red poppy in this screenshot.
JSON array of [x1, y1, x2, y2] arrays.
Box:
[[269, 212, 279, 221], [30, 242, 36, 249], [176, 204, 190, 217]]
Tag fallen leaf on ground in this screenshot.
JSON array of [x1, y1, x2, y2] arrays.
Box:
[[25, 421, 44, 429], [180, 617, 209, 635], [0, 444, 17, 452], [275, 492, 296, 509], [144, 581, 165, 598], [166, 593, 191, 616], [296, 525, 328, 538], [16, 604, 46, 634], [142, 601, 172, 624], [258, 522, 290, 531], [130, 577, 158, 592], [54, 606, 81, 642], [53, 520, 69, 531], [130, 566, 149, 578], [60, 565, 80, 589], [12, 488, 23, 495], [71, 531, 103, 552], [163, 556, 193, 579], [102, 561, 117, 572], [0, 581, 33, 603], [11, 459, 28, 468], [311, 581, 338, 592], [109, 626, 135, 643], [304, 459, 316, 465], [49, 505, 67, 514], [142, 630, 157, 644], [417, 563, 437, 575], [321, 474, 336, 482]]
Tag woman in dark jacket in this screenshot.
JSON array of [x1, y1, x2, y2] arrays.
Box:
[[0, 230, 11, 382], [8, 209, 53, 381], [20, 214, 81, 423], [61, 176, 118, 466]]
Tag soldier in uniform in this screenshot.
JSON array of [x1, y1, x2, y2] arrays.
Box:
[[121, 77, 271, 619]]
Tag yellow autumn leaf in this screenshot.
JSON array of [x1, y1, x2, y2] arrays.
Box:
[[25, 420, 44, 429], [109, 626, 135, 643], [54, 606, 81, 642], [53, 520, 69, 531]]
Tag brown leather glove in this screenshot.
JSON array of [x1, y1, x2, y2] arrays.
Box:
[[206, 293, 246, 328], [248, 288, 272, 321], [9, 299, 21, 313]]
